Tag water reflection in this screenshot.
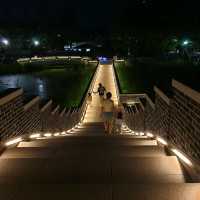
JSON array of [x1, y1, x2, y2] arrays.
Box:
[[0, 74, 48, 99]]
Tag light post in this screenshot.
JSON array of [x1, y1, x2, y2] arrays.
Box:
[[33, 40, 40, 47]]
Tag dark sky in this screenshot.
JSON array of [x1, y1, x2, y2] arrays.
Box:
[[0, 0, 200, 31]]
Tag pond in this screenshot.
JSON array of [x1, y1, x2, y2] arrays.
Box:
[[0, 66, 96, 108]]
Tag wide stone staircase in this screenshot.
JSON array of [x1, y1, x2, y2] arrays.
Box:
[[0, 122, 199, 199]]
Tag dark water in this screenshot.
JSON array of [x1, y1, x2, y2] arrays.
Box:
[[0, 74, 48, 99], [0, 67, 94, 107]]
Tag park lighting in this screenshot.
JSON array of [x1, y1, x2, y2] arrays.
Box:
[[33, 40, 40, 47], [44, 133, 52, 137], [30, 133, 41, 139], [171, 149, 192, 166], [182, 40, 191, 46], [157, 137, 168, 145], [147, 133, 154, 138], [5, 137, 23, 146], [1, 38, 9, 46]]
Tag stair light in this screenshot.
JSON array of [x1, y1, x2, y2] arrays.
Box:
[[5, 137, 23, 146], [61, 131, 67, 135], [44, 133, 52, 137], [171, 149, 192, 166], [147, 133, 154, 138], [30, 134, 41, 139], [157, 137, 168, 145]]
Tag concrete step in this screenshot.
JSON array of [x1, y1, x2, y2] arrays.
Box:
[[0, 183, 199, 200], [113, 183, 200, 200], [0, 156, 184, 184], [17, 137, 157, 148], [2, 146, 165, 158]]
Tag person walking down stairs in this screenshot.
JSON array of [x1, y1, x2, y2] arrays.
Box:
[[95, 83, 106, 103], [87, 92, 92, 107], [101, 92, 115, 134]]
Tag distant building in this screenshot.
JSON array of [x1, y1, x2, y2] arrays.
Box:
[[64, 42, 102, 54]]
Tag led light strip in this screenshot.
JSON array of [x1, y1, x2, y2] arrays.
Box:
[[5, 137, 23, 146], [171, 149, 193, 166]]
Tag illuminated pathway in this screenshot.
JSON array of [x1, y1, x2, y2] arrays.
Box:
[[84, 63, 119, 122], [0, 62, 199, 199]]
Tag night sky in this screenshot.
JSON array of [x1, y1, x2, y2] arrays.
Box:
[[0, 0, 200, 30]]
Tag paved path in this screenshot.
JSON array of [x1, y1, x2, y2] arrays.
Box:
[[84, 64, 118, 122]]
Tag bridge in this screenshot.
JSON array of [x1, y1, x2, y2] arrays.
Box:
[[0, 61, 200, 199]]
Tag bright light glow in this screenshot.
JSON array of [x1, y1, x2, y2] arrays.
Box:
[[54, 133, 60, 136], [147, 133, 154, 138], [157, 137, 168, 145], [2, 39, 9, 46], [44, 133, 52, 137], [182, 40, 189, 46], [61, 131, 67, 135], [140, 132, 145, 136], [116, 59, 125, 62], [135, 132, 139, 136], [172, 149, 192, 166], [30, 133, 41, 139], [33, 40, 40, 46], [86, 48, 91, 52], [5, 137, 22, 146]]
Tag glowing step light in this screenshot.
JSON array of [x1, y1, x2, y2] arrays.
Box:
[[30, 133, 41, 139], [5, 137, 23, 146], [172, 149, 192, 166], [147, 133, 154, 138], [44, 133, 52, 137], [157, 137, 168, 145]]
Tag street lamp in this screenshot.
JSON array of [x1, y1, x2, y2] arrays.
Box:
[[1, 38, 9, 46], [33, 40, 40, 47], [182, 40, 191, 46]]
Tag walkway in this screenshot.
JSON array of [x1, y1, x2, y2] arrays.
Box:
[[84, 63, 118, 122], [0, 63, 199, 199]]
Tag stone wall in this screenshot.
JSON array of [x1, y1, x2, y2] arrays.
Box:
[[0, 88, 79, 141]]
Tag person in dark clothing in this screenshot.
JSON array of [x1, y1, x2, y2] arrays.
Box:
[[97, 83, 106, 97]]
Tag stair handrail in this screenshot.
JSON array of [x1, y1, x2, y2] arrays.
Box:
[[78, 62, 100, 122], [111, 62, 120, 104]]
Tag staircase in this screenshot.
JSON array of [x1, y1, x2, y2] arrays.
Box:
[[0, 122, 199, 199], [0, 63, 199, 199]]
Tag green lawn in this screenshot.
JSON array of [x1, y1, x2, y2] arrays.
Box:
[[35, 64, 96, 107], [115, 60, 200, 99], [0, 61, 96, 107]]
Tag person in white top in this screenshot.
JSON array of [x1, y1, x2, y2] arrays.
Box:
[[101, 92, 115, 134]]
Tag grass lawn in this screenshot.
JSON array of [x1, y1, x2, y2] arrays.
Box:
[[35, 64, 96, 107], [115, 59, 200, 99], [0, 61, 96, 108]]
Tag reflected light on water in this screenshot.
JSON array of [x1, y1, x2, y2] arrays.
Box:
[[0, 75, 48, 100]]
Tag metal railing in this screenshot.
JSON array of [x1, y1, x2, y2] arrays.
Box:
[[72, 62, 100, 124]]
